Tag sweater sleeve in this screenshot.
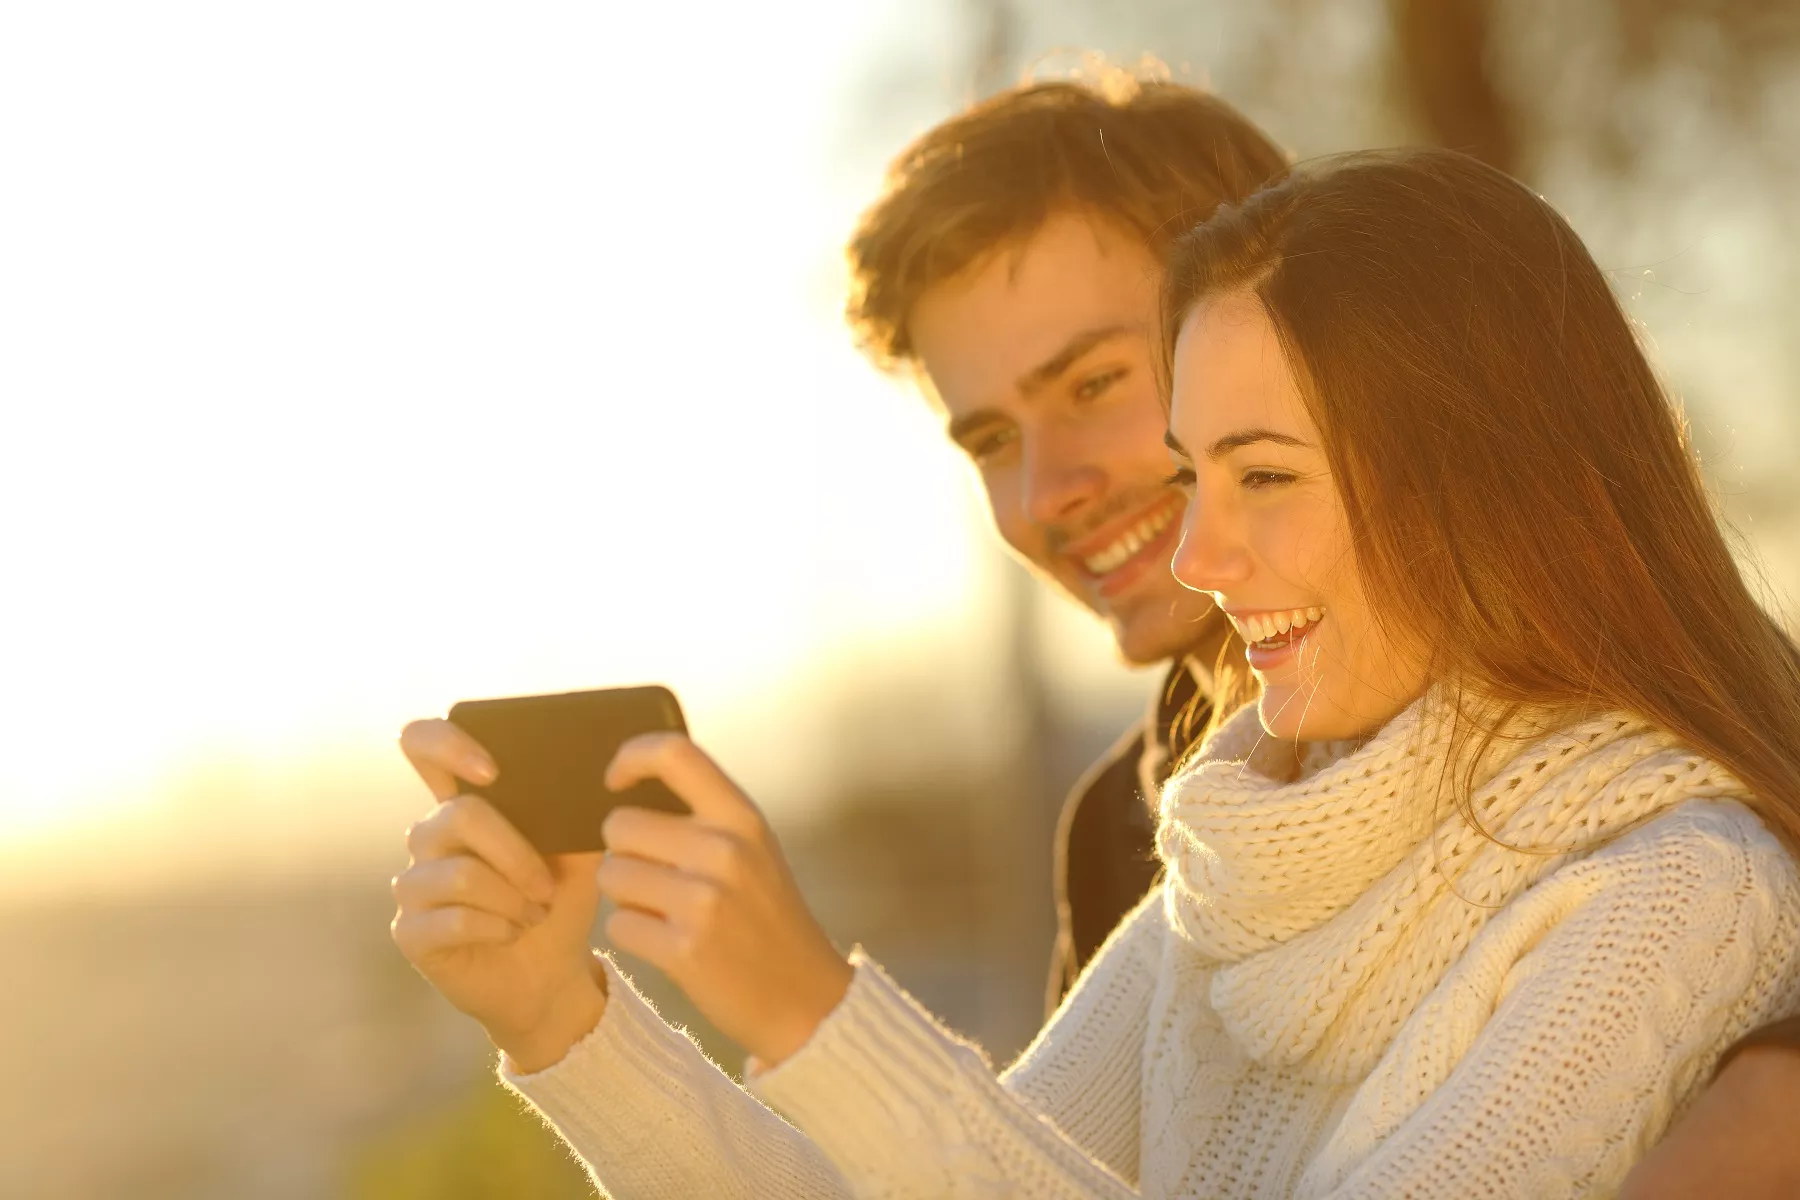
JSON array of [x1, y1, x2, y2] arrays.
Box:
[[500, 954, 854, 1200], [747, 889, 1166, 1198], [1314, 800, 1800, 1199]]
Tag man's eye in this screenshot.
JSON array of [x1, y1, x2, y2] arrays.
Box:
[[966, 426, 1018, 462], [1241, 470, 1296, 490], [1162, 466, 1196, 490], [1073, 367, 1127, 402]]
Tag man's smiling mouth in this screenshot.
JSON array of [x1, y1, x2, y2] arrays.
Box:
[[1058, 489, 1188, 579], [1057, 493, 1188, 601], [1078, 500, 1182, 575]]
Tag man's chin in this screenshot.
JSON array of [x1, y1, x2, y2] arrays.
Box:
[[1108, 614, 1211, 667], [1106, 591, 1227, 668]]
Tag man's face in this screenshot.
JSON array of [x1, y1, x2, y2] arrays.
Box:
[[910, 212, 1221, 666]]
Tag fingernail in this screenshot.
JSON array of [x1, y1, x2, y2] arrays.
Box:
[[527, 904, 550, 926], [467, 758, 496, 785], [530, 876, 556, 905]]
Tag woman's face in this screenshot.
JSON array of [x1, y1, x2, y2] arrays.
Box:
[[1165, 290, 1428, 741]]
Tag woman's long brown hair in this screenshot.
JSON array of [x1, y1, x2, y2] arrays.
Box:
[[1161, 148, 1800, 844]]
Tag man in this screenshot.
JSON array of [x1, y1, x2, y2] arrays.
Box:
[[840, 71, 1282, 1003]]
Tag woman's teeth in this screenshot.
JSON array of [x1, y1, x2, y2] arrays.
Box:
[[1229, 606, 1325, 646], [1082, 504, 1179, 575]]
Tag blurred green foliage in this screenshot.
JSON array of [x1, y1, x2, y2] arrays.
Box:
[[347, 1077, 596, 1199]]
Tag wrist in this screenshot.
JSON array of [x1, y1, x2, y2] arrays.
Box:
[[494, 953, 610, 1075], [754, 953, 854, 1069]]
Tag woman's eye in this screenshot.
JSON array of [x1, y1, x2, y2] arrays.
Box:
[[1241, 469, 1296, 490], [1072, 367, 1127, 402]]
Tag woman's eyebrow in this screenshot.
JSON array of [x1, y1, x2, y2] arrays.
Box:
[[1202, 428, 1311, 459]]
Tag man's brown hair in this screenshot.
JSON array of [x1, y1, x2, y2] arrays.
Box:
[[846, 67, 1289, 372]]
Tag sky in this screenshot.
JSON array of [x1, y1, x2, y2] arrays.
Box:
[[0, 2, 1148, 900]]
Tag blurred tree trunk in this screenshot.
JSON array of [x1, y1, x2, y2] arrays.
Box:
[[1387, 0, 1523, 177]]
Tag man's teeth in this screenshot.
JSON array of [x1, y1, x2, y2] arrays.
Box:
[[1082, 505, 1178, 575], [1230, 606, 1325, 644]]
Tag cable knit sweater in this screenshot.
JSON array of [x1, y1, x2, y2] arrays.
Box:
[[503, 696, 1800, 1198]]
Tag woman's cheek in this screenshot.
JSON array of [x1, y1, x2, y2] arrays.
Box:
[[1287, 491, 1349, 592]]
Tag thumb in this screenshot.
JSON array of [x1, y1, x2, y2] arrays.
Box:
[[604, 732, 763, 836]]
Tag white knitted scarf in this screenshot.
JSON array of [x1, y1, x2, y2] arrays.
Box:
[[1155, 691, 1750, 1086]]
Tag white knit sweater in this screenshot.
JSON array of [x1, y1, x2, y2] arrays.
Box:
[[504, 697, 1800, 1198]]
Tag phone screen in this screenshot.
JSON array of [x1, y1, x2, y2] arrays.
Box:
[[447, 685, 689, 854]]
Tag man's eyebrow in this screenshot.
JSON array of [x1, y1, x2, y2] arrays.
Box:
[[945, 323, 1142, 448], [1015, 323, 1140, 395], [1163, 430, 1190, 457], [1203, 428, 1311, 459]]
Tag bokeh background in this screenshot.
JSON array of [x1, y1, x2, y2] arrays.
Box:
[[3, 1, 1798, 1196]]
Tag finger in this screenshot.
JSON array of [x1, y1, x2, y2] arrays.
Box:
[[594, 852, 720, 921], [392, 904, 522, 959], [401, 718, 498, 801], [605, 732, 763, 835], [602, 808, 751, 883], [603, 906, 683, 970], [405, 795, 556, 904], [393, 857, 549, 928]]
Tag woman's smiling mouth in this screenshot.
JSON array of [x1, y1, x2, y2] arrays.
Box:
[[1222, 605, 1326, 669]]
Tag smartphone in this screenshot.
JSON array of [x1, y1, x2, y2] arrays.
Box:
[[447, 685, 690, 854]]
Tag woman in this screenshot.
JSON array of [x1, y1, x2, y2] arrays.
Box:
[[391, 148, 1800, 1198]]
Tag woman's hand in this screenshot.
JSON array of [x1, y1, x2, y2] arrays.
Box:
[[599, 732, 852, 1068], [390, 719, 608, 1074]]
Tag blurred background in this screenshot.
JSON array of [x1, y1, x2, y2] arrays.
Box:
[[3, 1, 1797, 1195]]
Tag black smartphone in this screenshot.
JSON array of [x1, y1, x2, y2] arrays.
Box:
[[447, 685, 690, 854]]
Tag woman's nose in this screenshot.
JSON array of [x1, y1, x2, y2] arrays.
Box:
[[1170, 494, 1252, 593]]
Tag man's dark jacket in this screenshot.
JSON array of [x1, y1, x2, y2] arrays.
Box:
[[1046, 662, 1209, 1010]]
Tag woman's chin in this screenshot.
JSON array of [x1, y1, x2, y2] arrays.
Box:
[[1256, 690, 1310, 741], [1259, 684, 1421, 744]]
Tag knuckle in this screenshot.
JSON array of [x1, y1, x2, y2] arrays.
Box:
[[446, 858, 478, 899], [709, 833, 748, 884], [602, 807, 640, 844], [685, 878, 724, 923], [390, 913, 422, 956]]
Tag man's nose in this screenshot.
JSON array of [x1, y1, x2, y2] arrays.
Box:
[[1170, 494, 1252, 593], [1020, 436, 1106, 527]]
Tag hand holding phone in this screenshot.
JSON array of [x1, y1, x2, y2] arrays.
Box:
[[394, 686, 850, 1072], [392, 708, 625, 1073], [448, 685, 691, 854]]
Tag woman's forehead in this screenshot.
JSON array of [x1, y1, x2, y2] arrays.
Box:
[[1170, 295, 1311, 443]]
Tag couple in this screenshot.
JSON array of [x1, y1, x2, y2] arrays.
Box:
[[390, 72, 1800, 1197]]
